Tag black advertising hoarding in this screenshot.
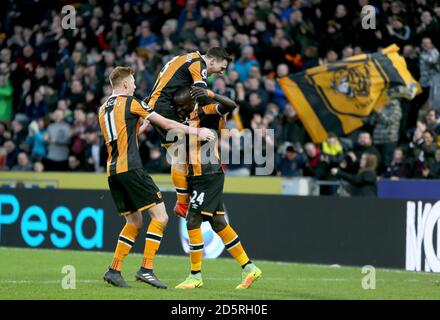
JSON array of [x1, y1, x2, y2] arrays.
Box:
[[0, 189, 181, 255], [1, 188, 437, 270], [222, 194, 407, 269]]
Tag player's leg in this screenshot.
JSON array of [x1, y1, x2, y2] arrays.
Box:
[[175, 211, 204, 289], [176, 172, 234, 289], [172, 162, 189, 217], [117, 169, 168, 289], [104, 175, 140, 288], [210, 214, 262, 289], [141, 203, 168, 271], [109, 212, 142, 271]]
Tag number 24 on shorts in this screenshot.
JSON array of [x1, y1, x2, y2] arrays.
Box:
[[190, 191, 205, 206]]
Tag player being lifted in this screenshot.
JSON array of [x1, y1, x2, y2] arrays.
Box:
[[144, 47, 231, 218], [99, 67, 215, 289], [171, 85, 262, 289]]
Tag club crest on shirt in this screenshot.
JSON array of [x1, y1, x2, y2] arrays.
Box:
[[201, 69, 207, 79]]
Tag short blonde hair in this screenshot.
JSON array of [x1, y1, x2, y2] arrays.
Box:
[[109, 66, 133, 88]]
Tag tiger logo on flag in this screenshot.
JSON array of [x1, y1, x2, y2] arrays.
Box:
[[330, 64, 371, 99]]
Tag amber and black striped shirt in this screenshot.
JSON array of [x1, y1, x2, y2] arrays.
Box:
[[187, 103, 229, 177], [98, 94, 154, 176], [147, 51, 208, 144]]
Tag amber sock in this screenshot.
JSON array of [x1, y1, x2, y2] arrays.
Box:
[[217, 224, 250, 267], [188, 228, 204, 273], [141, 219, 166, 270], [110, 223, 139, 271]]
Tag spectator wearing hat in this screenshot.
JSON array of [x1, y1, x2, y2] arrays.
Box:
[[277, 144, 307, 177]]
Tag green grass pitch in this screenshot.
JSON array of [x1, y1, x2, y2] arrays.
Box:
[[0, 247, 439, 300]]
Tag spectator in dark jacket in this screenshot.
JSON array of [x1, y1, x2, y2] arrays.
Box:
[[277, 145, 307, 177], [331, 153, 378, 196], [352, 131, 381, 165], [25, 90, 47, 120], [410, 129, 437, 178], [426, 148, 440, 179], [383, 147, 411, 179]]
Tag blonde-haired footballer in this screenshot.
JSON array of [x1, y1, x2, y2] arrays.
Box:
[[99, 67, 215, 288], [172, 85, 262, 289]]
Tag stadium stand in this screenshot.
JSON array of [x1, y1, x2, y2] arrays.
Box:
[[1, 0, 440, 189]]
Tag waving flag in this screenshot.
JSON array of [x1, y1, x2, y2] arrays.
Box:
[[278, 44, 421, 143]]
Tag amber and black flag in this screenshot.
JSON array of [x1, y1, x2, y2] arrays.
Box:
[[278, 44, 421, 143]]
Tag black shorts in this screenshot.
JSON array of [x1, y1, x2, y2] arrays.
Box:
[[188, 173, 225, 218], [108, 169, 163, 216]]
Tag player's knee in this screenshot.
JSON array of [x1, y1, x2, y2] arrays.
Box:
[[186, 212, 202, 230], [126, 213, 143, 229], [155, 212, 169, 225], [147, 203, 169, 225], [211, 216, 227, 233]]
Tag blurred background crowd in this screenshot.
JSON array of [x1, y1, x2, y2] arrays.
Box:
[[1, 0, 440, 195]]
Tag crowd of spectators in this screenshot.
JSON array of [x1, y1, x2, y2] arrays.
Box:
[[1, 0, 440, 195]]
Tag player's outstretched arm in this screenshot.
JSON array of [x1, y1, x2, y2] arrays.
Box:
[[190, 86, 238, 113], [147, 112, 215, 141]]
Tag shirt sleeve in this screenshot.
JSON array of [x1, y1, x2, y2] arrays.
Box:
[[130, 98, 155, 120], [204, 103, 237, 116], [201, 104, 220, 115], [188, 60, 208, 87]]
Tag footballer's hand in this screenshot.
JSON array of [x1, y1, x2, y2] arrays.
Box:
[[139, 120, 150, 135], [198, 127, 216, 141], [190, 86, 215, 99]]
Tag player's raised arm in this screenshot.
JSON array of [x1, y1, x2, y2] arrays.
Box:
[[190, 86, 238, 114]]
